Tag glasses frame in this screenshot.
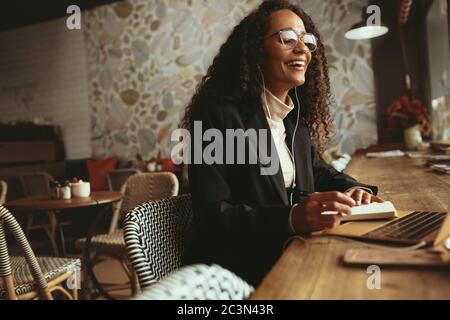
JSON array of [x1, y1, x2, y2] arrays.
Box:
[[266, 28, 318, 53]]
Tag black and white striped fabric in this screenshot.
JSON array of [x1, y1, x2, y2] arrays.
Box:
[[123, 194, 193, 288], [132, 264, 254, 300]]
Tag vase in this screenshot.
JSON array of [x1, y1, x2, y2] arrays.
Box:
[[403, 124, 423, 150]]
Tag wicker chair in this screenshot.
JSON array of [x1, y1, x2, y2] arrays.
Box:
[[76, 172, 179, 298], [123, 194, 192, 289], [0, 205, 80, 300], [106, 169, 141, 192], [132, 264, 254, 300], [19, 172, 53, 198], [105, 168, 141, 234], [0, 181, 7, 205]]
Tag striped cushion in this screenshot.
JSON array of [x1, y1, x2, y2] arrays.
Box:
[[0, 256, 80, 298], [132, 264, 254, 300]]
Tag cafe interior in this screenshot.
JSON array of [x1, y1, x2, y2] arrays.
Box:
[[0, 0, 449, 301]]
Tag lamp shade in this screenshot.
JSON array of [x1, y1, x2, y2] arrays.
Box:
[[345, 23, 389, 40], [345, 6, 389, 40]]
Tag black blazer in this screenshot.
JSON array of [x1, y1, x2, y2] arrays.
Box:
[[185, 97, 377, 286]]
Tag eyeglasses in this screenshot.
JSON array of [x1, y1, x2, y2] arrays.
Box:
[[267, 28, 318, 53]]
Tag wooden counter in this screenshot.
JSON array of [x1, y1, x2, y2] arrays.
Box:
[[251, 150, 450, 299]]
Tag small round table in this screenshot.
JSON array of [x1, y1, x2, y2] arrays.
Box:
[[5, 191, 123, 257]]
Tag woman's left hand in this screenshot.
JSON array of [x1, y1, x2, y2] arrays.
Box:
[[345, 188, 383, 206]]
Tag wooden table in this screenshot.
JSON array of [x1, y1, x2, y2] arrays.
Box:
[[6, 191, 122, 257], [252, 150, 450, 299]]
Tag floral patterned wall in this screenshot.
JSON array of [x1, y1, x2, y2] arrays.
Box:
[[84, 0, 375, 161]]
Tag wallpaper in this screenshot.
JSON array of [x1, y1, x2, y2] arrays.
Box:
[[84, 0, 375, 161]]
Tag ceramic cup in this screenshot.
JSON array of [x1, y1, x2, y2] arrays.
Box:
[[71, 181, 91, 197]]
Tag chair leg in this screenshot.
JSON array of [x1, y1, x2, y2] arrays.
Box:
[[107, 202, 121, 234], [81, 257, 92, 300], [119, 258, 132, 278], [44, 272, 79, 300], [72, 284, 79, 300], [120, 258, 140, 296], [25, 214, 33, 238], [55, 212, 66, 257], [3, 275, 18, 300], [39, 287, 54, 300], [71, 271, 79, 300], [41, 212, 60, 256], [49, 285, 74, 300], [131, 268, 140, 296]]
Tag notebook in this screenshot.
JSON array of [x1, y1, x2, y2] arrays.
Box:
[[322, 201, 397, 221]]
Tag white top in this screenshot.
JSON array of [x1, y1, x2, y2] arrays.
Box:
[[261, 88, 296, 188]]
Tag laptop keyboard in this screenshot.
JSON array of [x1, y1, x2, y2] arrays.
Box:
[[362, 211, 447, 241]]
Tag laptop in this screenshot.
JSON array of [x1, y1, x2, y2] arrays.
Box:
[[323, 209, 450, 247]]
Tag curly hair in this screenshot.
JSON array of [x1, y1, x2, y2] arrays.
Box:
[[181, 0, 333, 151]]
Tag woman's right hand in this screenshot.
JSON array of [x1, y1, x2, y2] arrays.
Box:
[[291, 191, 357, 234]]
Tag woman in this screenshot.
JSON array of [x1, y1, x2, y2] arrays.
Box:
[[182, 0, 381, 286]]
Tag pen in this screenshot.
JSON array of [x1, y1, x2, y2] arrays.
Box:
[[298, 190, 312, 197], [288, 188, 312, 205]]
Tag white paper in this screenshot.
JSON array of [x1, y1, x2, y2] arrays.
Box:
[[365, 150, 405, 158], [322, 201, 396, 216]]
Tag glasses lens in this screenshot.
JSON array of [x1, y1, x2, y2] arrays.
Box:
[[279, 30, 317, 52], [279, 30, 298, 48], [302, 33, 317, 52]]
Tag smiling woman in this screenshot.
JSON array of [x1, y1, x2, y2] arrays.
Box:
[[182, 0, 379, 287], [262, 9, 314, 100]]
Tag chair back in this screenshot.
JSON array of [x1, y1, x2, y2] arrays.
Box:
[[19, 172, 53, 197], [106, 169, 140, 192], [123, 193, 192, 288], [0, 181, 7, 205], [120, 172, 179, 216], [108, 172, 179, 233], [132, 264, 254, 300], [0, 205, 48, 299]]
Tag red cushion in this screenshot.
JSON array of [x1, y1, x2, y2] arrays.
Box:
[[86, 157, 118, 191]]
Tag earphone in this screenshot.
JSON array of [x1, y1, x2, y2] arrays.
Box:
[[290, 87, 301, 205], [258, 66, 301, 205]]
